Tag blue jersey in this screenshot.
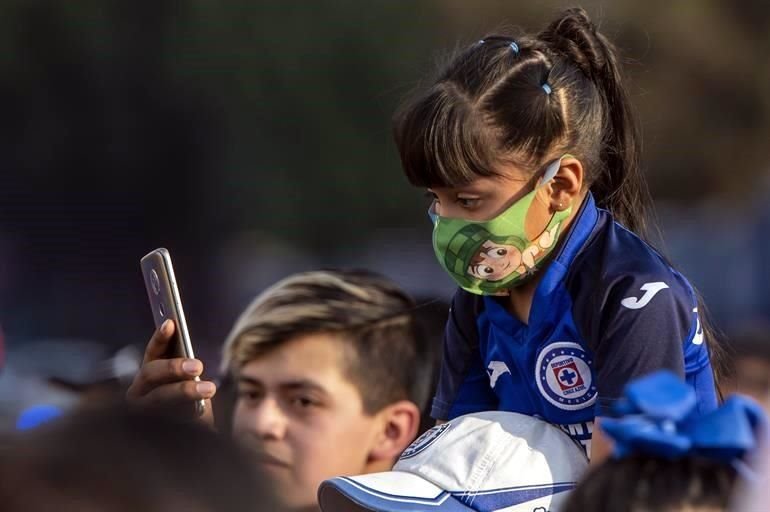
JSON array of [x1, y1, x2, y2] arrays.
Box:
[[432, 193, 717, 455]]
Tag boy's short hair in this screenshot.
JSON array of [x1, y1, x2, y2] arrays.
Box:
[[222, 269, 434, 414]]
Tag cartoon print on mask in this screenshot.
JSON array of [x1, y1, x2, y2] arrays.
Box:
[[466, 222, 561, 282], [521, 222, 561, 270], [468, 240, 523, 281]]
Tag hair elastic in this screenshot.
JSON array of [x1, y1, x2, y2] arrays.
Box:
[[509, 41, 519, 54], [541, 83, 552, 95]]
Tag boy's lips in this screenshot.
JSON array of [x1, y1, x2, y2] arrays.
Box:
[[253, 451, 291, 468], [238, 439, 291, 468]]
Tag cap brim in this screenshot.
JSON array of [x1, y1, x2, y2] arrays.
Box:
[[318, 471, 473, 512]]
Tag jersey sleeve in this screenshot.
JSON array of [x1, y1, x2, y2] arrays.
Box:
[[588, 273, 696, 416], [431, 290, 498, 420]]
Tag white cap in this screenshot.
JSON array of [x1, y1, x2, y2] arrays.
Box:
[[318, 411, 588, 512]]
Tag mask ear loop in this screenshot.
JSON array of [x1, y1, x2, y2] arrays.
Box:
[[537, 155, 566, 188], [536, 154, 575, 214], [427, 201, 438, 225]]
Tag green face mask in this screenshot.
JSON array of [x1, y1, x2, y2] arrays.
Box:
[[429, 157, 572, 296]]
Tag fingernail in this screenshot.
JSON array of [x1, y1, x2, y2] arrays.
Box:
[[196, 382, 215, 396], [161, 320, 171, 334], [182, 360, 201, 375]]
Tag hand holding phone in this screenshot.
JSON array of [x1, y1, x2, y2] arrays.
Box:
[[126, 248, 212, 419], [140, 248, 197, 358]]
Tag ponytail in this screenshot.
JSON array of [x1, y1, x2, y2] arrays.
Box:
[[540, 8, 653, 239], [540, 8, 726, 397]]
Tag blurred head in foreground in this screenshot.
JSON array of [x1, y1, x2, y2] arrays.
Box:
[[563, 371, 767, 512], [0, 404, 276, 512]]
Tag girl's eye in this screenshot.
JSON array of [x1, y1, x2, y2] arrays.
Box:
[[457, 197, 481, 208], [483, 266, 494, 275]]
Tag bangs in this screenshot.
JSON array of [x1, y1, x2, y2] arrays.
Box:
[[393, 83, 500, 188]]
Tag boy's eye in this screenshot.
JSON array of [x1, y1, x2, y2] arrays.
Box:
[[237, 389, 263, 403], [290, 395, 319, 410]]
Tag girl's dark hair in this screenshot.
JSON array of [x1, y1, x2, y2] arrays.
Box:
[[563, 455, 737, 512], [393, 7, 727, 394], [394, 7, 650, 236]]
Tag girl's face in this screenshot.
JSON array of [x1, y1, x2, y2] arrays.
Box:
[[428, 162, 555, 241], [427, 164, 533, 222]]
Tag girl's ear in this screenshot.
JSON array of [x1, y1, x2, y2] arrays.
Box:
[[550, 156, 584, 210], [525, 156, 583, 239]]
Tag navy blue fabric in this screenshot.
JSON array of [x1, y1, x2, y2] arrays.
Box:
[[431, 194, 717, 453]]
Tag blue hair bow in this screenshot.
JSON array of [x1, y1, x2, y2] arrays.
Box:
[[601, 371, 768, 468]]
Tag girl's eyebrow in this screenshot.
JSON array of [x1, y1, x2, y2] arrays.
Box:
[[433, 183, 490, 195]]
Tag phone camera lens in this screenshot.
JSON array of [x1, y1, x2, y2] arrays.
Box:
[[150, 269, 160, 295], [158, 302, 166, 318]]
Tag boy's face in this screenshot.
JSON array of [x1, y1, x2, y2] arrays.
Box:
[[232, 333, 381, 511]]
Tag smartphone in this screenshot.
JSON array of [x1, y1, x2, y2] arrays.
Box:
[[140, 248, 205, 416]]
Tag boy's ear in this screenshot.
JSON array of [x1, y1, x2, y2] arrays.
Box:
[[367, 400, 421, 466]]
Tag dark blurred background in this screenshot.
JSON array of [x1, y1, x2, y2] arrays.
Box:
[[1, 1, 770, 427]]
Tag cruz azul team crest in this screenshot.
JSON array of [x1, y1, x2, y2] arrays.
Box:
[[535, 342, 597, 411]]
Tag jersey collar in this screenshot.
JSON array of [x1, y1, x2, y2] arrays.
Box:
[[483, 193, 600, 332]]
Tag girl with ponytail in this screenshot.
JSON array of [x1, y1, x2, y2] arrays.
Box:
[[394, 8, 720, 462]]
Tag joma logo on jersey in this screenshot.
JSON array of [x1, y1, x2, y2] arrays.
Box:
[[621, 281, 669, 310], [550, 359, 585, 393], [487, 361, 511, 389]]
